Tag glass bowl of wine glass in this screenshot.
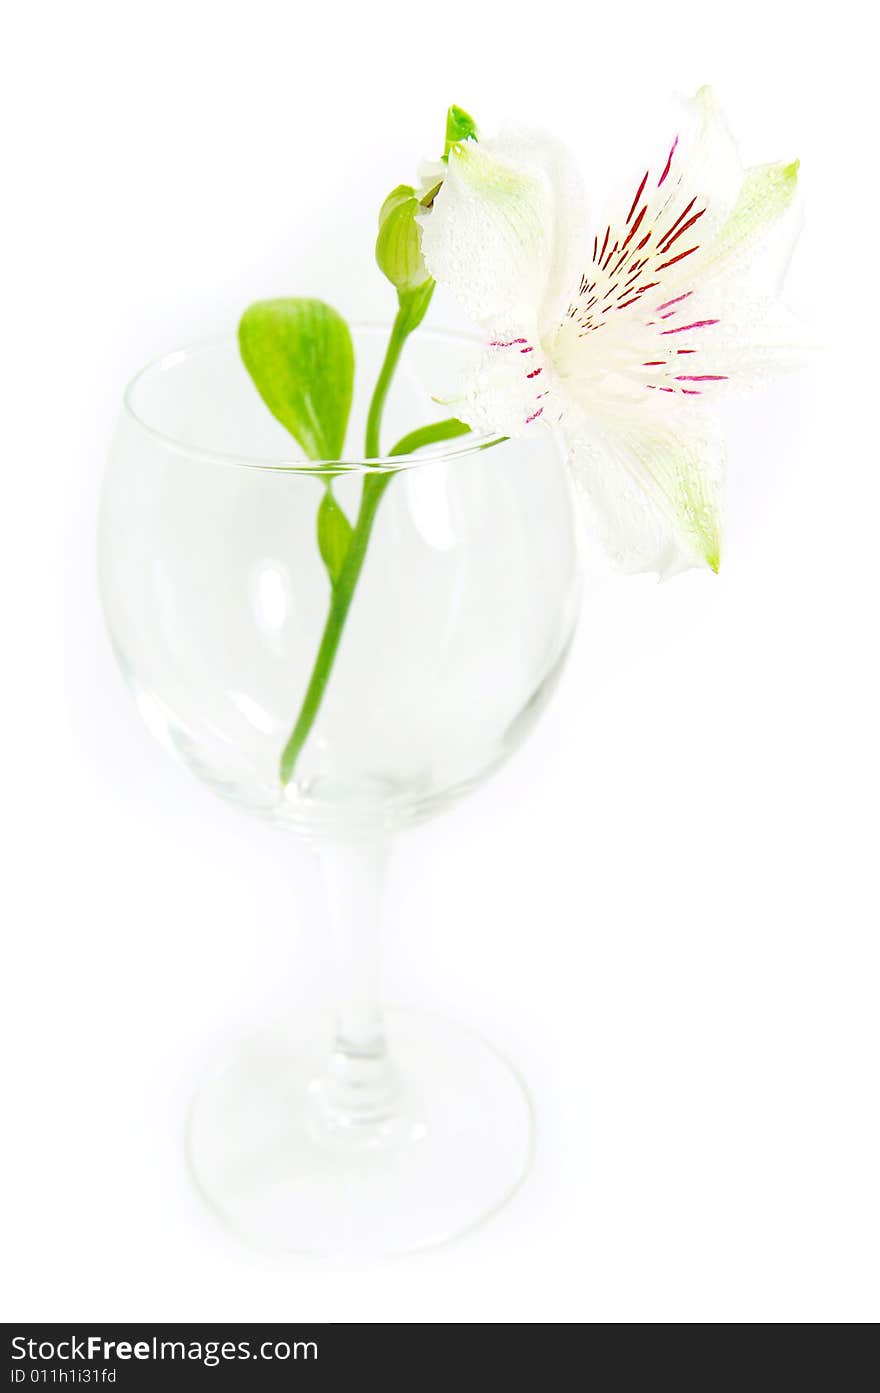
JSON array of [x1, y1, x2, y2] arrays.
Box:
[[99, 326, 581, 1255]]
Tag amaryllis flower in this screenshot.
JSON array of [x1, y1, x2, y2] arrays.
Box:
[[418, 87, 804, 575]]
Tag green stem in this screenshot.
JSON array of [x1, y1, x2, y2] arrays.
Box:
[[279, 317, 412, 784], [279, 471, 391, 785], [279, 296, 440, 786], [364, 304, 410, 459]]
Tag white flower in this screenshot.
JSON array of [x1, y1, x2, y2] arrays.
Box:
[[418, 87, 804, 575]]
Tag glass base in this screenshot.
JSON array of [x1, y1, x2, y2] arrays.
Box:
[[186, 1009, 534, 1256]]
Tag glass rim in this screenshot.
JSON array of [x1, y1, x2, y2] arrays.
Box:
[[122, 327, 506, 474]]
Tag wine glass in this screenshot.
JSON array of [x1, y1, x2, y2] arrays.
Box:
[[99, 327, 581, 1254]]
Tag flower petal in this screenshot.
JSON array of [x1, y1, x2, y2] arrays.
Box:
[[622, 163, 805, 397], [686, 160, 803, 329], [563, 395, 724, 576], [547, 87, 747, 403], [418, 130, 585, 336], [557, 86, 743, 331], [551, 141, 802, 404], [641, 305, 814, 401], [492, 127, 591, 335], [647, 84, 744, 251], [453, 337, 556, 437]]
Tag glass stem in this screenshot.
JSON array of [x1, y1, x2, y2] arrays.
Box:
[[314, 836, 399, 1124]]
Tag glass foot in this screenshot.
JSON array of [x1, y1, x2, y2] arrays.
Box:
[[186, 1008, 534, 1256]]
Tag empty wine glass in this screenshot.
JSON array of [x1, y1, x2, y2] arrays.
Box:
[[99, 327, 581, 1254]]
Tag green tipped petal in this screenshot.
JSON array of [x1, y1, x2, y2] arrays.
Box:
[[563, 400, 725, 578], [710, 158, 800, 265], [650, 418, 723, 574]]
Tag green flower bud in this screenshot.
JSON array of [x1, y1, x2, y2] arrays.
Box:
[[378, 184, 416, 225], [375, 184, 430, 294], [444, 104, 478, 158]]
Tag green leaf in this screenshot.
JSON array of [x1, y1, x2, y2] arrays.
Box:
[[316, 487, 353, 586], [389, 418, 471, 457], [239, 298, 354, 461]]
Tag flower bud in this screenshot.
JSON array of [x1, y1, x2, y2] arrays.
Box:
[[375, 184, 430, 294], [444, 104, 477, 158]]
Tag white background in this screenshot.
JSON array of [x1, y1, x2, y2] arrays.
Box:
[[3, 0, 877, 1324]]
